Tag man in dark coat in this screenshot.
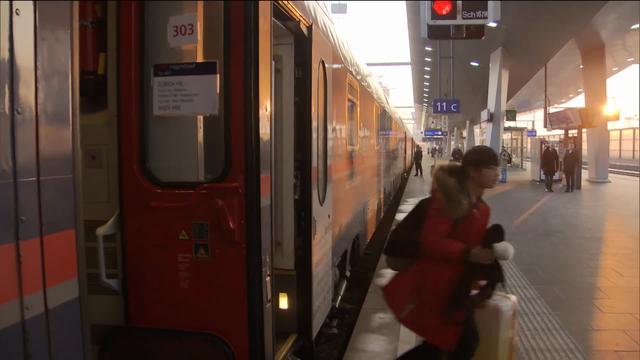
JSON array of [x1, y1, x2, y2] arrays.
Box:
[[541, 144, 559, 192], [414, 145, 423, 177], [451, 147, 464, 163], [563, 145, 578, 192]]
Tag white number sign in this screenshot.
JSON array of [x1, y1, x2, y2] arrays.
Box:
[[167, 13, 198, 48]]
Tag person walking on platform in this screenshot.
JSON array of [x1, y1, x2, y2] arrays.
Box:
[[384, 145, 501, 360], [541, 144, 559, 192], [431, 146, 437, 160], [499, 146, 511, 183], [563, 144, 578, 192], [451, 147, 464, 163], [414, 145, 423, 177]]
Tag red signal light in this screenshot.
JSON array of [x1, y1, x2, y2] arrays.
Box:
[[432, 1, 453, 16]]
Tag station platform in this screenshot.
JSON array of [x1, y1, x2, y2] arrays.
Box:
[[344, 158, 639, 360]]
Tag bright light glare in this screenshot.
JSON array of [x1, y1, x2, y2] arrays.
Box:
[[577, 88, 583, 92], [603, 101, 619, 116], [425, 46, 432, 51], [628, 58, 635, 62], [612, 67, 619, 71], [470, 61, 480, 67], [424, 82, 430, 85], [425, 75, 430, 78], [424, 67, 431, 70], [487, 21, 498, 27], [631, 24, 639, 30], [579, 65, 584, 69], [425, 58, 432, 62]]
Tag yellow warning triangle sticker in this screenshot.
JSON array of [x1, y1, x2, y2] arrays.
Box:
[[178, 230, 189, 240], [197, 247, 208, 258]]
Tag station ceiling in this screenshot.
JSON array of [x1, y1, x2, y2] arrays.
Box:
[[407, 1, 612, 131]]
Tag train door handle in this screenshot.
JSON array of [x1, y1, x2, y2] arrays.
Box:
[[95, 210, 121, 292]]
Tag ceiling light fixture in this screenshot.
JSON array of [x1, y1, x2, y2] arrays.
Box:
[[627, 58, 634, 61], [470, 61, 480, 67], [424, 82, 430, 85], [425, 46, 433, 51], [425, 75, 430, 78], [579, 65, 584, 69], [424, 67, 431, 71], [577, 89, 583, 92], [487, 21, 498, 27], [425, 58, 432, 62], [631, 23, 639, 30], [612, 67, 618, 71]]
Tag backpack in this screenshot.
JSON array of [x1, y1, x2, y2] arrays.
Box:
[[383, 197, 431, 271]]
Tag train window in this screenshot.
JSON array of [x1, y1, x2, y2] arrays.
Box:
[[142, 2, 226, 184], [346, 75, 359, 150], [317, 60, 328, 205]]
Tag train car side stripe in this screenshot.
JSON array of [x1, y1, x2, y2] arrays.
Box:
[[0, 229, 77, 305]]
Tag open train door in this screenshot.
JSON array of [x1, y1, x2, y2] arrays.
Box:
[[108, 2, 240, 359]]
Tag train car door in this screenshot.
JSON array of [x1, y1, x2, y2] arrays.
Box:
[[1, 2, 84, 359], [266, 3, 315, 358]]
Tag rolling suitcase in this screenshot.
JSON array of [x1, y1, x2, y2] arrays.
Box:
[[473, 291, 518, 360]]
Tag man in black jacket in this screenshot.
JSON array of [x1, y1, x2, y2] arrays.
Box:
[[541, 144, 559, 192], [414, 145, 423, 177], [563, 144, 578, 192]]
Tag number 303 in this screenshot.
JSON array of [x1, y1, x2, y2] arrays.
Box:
[[172, 23, 194, 37]]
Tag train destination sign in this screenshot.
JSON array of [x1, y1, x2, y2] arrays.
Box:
[[433, 98, 460, 114], [153, 61, 219, 116]]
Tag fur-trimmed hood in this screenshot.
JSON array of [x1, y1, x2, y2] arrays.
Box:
[[432, 163, 471, 220]]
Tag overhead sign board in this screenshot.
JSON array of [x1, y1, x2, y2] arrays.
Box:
[[424, 129, 443, 137], [433, 98, 460, 114], [425, 1, 500, 25], [547, 108, 582, 130], [505, 109, 517, 121], [527, 129, 537, 137]]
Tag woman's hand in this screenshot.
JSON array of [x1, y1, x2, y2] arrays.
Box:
[[467, 246, 495, 264]]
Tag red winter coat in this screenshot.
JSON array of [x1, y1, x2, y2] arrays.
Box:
[[383, 164, 490, 351]]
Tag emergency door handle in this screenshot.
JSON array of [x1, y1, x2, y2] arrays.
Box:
[[95, 210, 121, 292]]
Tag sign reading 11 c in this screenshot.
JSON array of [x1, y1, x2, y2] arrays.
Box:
[[433, 98, 460, 114]]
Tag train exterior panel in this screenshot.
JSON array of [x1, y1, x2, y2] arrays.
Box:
[[0, 2, 413, 359]]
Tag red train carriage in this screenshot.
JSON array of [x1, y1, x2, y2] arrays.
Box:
[[0, 1, 412, 359]]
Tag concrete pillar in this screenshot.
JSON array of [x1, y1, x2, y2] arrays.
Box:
[[579, 40, 609, 182], [484, 47, 510, 154], [465, 120, 475, 151]]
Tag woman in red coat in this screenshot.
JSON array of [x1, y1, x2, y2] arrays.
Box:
[[384, 145, 500, 359]]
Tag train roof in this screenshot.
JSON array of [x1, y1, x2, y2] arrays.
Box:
[[294, 1, 408, 133]]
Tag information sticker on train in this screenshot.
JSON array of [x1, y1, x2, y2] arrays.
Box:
[[167, 13, 198, 47], [153, 62, 219, 116]]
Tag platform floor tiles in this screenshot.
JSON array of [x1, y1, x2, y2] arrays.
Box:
[[344, 161, 639, 360]]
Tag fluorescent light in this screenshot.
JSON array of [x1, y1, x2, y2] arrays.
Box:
[[631, 23, 639, 30], [579, 65, 584, 69], [426, 89, 430, 92], [424, 82, 430, 85], [569, 94, 574, 97], [424, 67, 431, 71], [425, 58, 432, 62], [612, 67, 618, 71], [470, 61, 480, 67], [425, 46, 433, 51], [425, 75, 430, 78], [578, 88, 583, 92], [487, 21, 498, 27], [560, 99, 566, 102], [627, 58, 634, 61]]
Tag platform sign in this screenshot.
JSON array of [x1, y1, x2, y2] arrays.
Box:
[[433, 98, 460, 114], [153, 61, 219, 116], [424, 129, 443, 137], [505, 110, 517, 122], [527, 129, 537, 137]]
